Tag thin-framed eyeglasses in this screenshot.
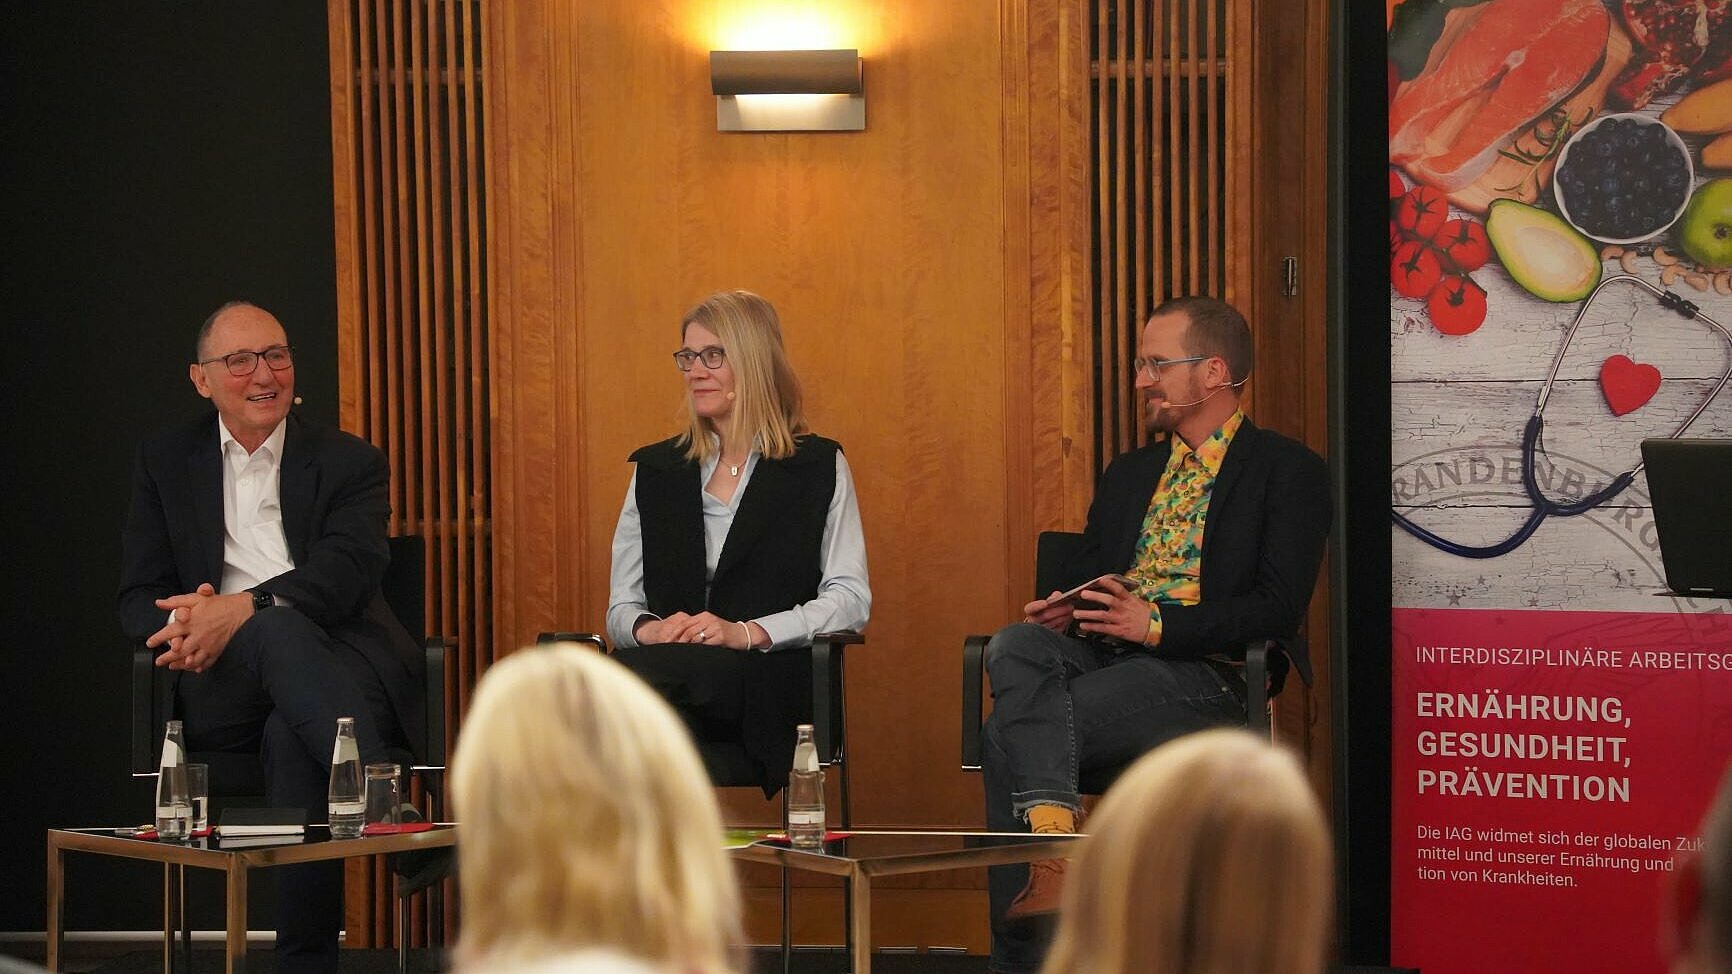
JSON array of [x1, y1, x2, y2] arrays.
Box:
[[673, 346, 727, 371], [1131, 354, 1208, 381], [197, 345, 294, 377]]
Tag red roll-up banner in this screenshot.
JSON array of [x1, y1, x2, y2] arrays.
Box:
[[1388, 0, 1732, 970]]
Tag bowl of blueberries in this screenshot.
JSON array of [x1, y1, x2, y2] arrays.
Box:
[[1553, 112, 1693, 245]]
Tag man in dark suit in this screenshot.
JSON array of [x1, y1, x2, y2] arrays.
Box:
[[981, 296, 1331, 974], [119, 301, 421, 974]]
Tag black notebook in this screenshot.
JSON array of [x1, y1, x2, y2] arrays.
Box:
[[1641, 438, 1732, 598], [216, 807, 307, 837]]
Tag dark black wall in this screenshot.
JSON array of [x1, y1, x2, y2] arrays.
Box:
[[1334, 0, 1394, 962], [1, 4, 338, 930]]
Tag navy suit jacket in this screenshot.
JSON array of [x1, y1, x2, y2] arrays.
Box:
[[119, 412, 424, 753], [1059, 418, 1331, 683]]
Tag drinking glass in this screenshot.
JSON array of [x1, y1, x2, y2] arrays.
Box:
[[363, 763, 401, 831], [185, 763, 210, 835]]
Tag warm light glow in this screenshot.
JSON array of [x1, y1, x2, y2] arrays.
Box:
[[737, 93, 835, 109], [706, 3, 870, 53], [723, 93, 861, 132]]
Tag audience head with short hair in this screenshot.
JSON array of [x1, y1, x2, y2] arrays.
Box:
[[1671, 762, 1732, 974], [451, 644, 740, 973], [678, 290, 806, 463], [1041, 729, 1332, 974]]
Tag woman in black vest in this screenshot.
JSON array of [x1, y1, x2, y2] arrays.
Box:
[[606, 290, 871, 794]]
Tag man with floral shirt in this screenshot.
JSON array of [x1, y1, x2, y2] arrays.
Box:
[[981, 296, 1332, 974]]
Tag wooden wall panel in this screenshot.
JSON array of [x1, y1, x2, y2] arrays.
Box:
[[477, 0, 1334, 952], [489, 0, 1019, 836]]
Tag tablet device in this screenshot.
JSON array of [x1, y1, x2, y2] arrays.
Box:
[[1046, 573, 1137, 606]]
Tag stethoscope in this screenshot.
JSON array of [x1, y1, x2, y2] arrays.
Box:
[[1393, 274, 1732, 559]]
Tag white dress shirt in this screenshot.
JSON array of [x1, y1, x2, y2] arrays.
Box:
[[606, 447, 871, 651], [216, 417, 295, 594]]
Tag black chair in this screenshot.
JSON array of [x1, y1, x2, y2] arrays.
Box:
[[130, 535, 450, 972], [960, 531, 1303, 790], [535, 627, 864, 973]]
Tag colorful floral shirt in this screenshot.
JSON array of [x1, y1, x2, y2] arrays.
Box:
[[1129, 410, 1245, 645]]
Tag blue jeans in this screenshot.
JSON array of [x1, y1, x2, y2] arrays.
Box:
[[982, 623, 1245, 974]]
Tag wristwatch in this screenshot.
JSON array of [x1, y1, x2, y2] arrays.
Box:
[[250, 589, 274, 613]]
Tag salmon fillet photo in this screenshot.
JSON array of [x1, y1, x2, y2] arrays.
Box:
[[1390, 0, 1611, 193]]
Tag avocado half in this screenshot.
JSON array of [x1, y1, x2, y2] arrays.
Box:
[[1485, 199, 1601, 303]]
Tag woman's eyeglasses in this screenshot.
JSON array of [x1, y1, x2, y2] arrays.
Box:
[[672, 346, 727, 371]]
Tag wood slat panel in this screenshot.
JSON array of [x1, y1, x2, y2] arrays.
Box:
[[1205, 0, 1219, 297], [1095, 0, 1112, 458], [1092, 0, 1252, 452], [1132, 0, 1147, 385], [1189, 0, 1202, 294], [1174, 0, 1184, 297], [328, 0, 490, 947], [462, 0, 487, 726]]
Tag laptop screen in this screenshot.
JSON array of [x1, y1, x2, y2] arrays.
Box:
[[1640, 438, 1732, 596]]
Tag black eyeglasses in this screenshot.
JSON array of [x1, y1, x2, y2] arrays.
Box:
[[1131, 354, 1208, 381], [672, 346, 727, 371], [197, 345, 295, 377]]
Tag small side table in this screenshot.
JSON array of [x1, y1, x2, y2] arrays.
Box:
[[46, 825, 457, 974], [729, 829, 1082, 974]]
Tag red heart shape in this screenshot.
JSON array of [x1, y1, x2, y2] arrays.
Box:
[[1599, 354, 1662, 417]]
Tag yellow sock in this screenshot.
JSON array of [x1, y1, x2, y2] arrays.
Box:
[[1028, 804, 1075, 834]]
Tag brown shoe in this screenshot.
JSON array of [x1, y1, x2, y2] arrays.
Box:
[[1004, 856, 1067, 920]]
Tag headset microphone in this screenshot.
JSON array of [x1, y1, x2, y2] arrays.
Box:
[[1153, 377, 1248, 410], [293, 396, 304, 405]]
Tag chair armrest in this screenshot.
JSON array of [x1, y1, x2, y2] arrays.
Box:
[[130, 647, 161, 776], [810, 631, 862, 765], [1246, 640, 1270, 739], [961, 634, 990, 771], [536, 631, 609, 652], [420, 638, 450, 770]]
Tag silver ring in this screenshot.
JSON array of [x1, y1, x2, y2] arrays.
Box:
[[697, 629, 707, 640]]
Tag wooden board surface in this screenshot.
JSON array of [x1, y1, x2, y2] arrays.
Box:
[[1392, 260, 1732, 613]]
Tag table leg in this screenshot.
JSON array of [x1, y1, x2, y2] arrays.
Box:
[[848, 870, 871, 974], [179, 866, 192, 974], [162, 864, 174, 974], [45, 840, 64, 973], [224, 863, 247, 974], [780, 866, 791, 974], [397, 880, 408, 974]]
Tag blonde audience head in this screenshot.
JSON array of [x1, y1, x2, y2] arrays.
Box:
[[1671, 763, 1732, 974], [451, 644, 740, 973], [677, 289, 806, 464], [1042, 729, 1332, 974]]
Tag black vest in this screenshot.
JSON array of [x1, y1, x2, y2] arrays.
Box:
[[628, 433, 841, 792], [631, 433, 838, 621]]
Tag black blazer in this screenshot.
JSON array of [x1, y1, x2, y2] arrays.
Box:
[[119, 412, 425, 754], [1061, 418, 1331, 683]]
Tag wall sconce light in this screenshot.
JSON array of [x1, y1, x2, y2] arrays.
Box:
[[709, 49, 864, 133]]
